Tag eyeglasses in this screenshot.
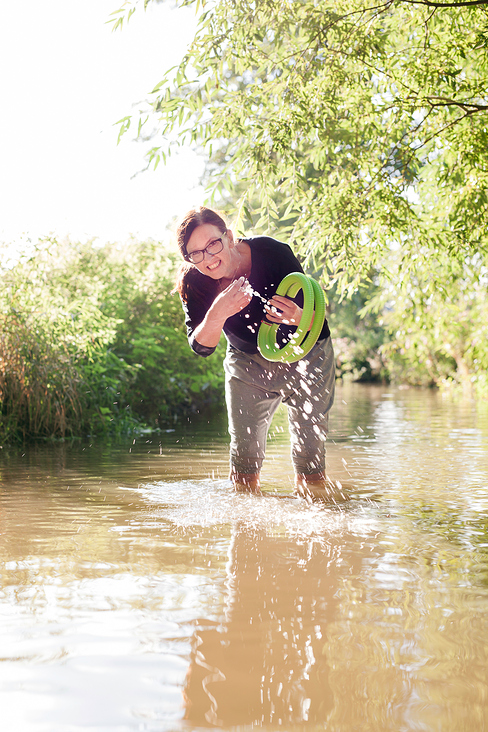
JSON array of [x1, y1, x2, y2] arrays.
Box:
[[185, 236, 224, 264]]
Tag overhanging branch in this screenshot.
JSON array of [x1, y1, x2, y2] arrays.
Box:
[[401, 0, 488, 7]]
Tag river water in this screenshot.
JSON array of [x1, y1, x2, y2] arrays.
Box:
[[1, 383, 488, 731]]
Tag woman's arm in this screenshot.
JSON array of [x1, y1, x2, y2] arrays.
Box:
[[192, 277, 252, 348]]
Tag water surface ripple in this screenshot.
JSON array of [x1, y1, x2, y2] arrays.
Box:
[[1, 384, 488, 731]]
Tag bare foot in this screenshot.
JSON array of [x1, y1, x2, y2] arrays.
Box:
[[230, 470, 262, 495], [295, 472, 349, 504]]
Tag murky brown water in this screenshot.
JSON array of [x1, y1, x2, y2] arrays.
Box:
[[1, 383, 488, 731]]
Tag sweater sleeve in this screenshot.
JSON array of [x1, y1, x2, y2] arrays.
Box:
[[181, 296, 218, 358]]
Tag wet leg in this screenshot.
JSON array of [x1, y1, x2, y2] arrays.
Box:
[[230, 468, 262, 494], [224, 352, 281, 493], [295, 471, 349, 503], [284, 338, 340, 502]]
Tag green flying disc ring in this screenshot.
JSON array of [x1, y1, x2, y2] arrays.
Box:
[[257, 272, 326, 364]]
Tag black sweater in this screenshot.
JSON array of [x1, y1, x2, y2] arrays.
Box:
[[181, 236, 330, 356]]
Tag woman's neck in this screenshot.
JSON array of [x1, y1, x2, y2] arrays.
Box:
[[220, 241, 252, 286]]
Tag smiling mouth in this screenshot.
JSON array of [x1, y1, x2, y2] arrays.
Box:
[[207, 259, 221, 271]]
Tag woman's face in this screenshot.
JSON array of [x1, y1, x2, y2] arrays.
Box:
[[186, 223, 235, 280]]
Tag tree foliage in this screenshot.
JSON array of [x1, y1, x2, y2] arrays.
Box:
[[116, 0, 488, 275], [371, 248, 488, 390], [114, 0, 488, 391]]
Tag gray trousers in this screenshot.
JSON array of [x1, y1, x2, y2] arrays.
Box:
[[223, 336, 335, 476]]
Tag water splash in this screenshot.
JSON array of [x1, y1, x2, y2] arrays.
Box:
[[239, 278, 267, 305], [139, 479, 377, 540]]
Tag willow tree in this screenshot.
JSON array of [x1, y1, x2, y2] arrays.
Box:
[[114, 0, 488, 386]]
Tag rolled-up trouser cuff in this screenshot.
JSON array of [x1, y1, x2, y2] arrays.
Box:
[[230, 455, 264, 475]]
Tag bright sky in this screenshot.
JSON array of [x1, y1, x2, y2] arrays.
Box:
[[0, 0, 205, 253]]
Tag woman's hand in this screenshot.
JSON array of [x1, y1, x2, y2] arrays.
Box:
[[264, 295, 302, 326], [212, 277, 253, 320], [192, 277, 252, 349]]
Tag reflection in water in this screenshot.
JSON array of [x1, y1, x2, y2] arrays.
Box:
[[1, 383, 488, 730], [184, 525, 348, 727], [181, 519, 488, 730]]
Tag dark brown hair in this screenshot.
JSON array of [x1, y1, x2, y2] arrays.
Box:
[[173, 207, 228, 302]]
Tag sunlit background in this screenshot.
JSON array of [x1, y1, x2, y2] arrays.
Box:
[[0, 0, 204, 254]]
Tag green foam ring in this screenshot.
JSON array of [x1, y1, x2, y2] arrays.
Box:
[[257, 272, 326, 363]]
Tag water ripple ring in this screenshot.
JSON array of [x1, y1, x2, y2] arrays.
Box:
[[257, 272, 326, 363]]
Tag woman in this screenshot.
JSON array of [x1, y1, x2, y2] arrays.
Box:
[[175, 206, 340, 501]]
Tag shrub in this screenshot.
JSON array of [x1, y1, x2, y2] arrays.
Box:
[[0, 237, 226, 441]]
